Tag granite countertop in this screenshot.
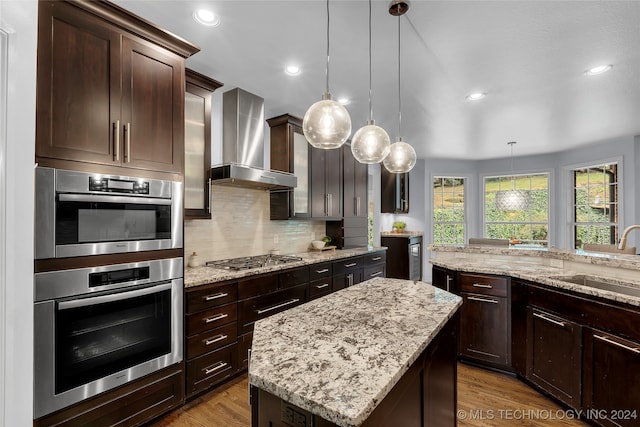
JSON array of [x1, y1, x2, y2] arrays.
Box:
[[248, 277, 462, 427], [380, 231, 423, 237], [184, 247, 387, 288]]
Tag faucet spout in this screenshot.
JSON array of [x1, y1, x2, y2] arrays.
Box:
[[618, 225, 640, 250]]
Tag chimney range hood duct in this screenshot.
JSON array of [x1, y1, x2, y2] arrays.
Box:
[[210, 88, 297, 190]]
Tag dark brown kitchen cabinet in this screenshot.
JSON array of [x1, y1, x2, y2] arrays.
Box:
[[310, 144, 343, 219], [458, 273, 510, 368], [36, 0, 198, 176], [343, 144, 368, 219], [583, 329, 640, 427], [184, 69, 223, 219], [382, 235, 422, 280], [526, 307, 582, 410], [332, 255, 365, 290], [381, 166, 409, 213], [431, 265, 457, 293]]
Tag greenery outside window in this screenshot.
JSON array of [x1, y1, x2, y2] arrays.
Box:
[[572, 163, 618, 249], [484, 173, 549, 246], [433, 177, 466, 245]]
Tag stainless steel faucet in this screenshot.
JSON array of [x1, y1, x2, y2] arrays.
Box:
[[618, 225, 640, 250]]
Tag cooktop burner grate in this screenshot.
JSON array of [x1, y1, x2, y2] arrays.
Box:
[[205, 254, 303, 271]]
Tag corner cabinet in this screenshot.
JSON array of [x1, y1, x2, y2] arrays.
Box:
[[381, 167, 409, 213], [268, 114, 342, 220], [184, 69, 223, 219], [36, 0, 199, 177]]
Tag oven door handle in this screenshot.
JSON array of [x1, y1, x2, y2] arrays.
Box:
[[57, 283, 172, 310], [58, 193, 172, 206]]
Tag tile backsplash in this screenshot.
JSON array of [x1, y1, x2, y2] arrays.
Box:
[[185, 186, 326, 261]]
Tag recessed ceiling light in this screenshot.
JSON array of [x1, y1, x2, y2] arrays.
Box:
[[337, 97, 350, 105], [284, 65, 301, 76], [585, 64, 612, 76], [193, 9, 220, 27], [466, 92, 486, 101]]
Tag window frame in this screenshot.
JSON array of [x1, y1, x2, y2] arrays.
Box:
[[430, 174, 470, 245]]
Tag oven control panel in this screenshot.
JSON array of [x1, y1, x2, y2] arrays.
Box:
[[89, 176, 150, 194]]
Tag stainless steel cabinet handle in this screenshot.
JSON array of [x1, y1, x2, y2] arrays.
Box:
[[113, 120, 120, 161], [204, 334, 228, 346], [257, 298, 300, 315], [204, 313, 228, 323], [594, 335, 640, 354], [446, 275, 453, 292], [58, 282, 171, 310], [472, 283, 493, 289], [369, 271, 383, 277], [533, 312, 565, 327], [315, 283, 330, 289], [315, 268, 329, 274], [345, 263, 357, 268], [204, 292, 229, 301], [125, 122, 131, 162], [328, 193, 333, 216], [347, 273, 354, 287], [203, 361, 228, 375], [371, 257, 381, 261], [58, 193, 171, 205], [356, 196, 361, 216], [467, 296, 498, 304]]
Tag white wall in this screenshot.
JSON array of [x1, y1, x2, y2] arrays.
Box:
[[0, 1, 37, 426]]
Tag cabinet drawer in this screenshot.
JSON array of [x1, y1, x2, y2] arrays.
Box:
[[186, 343, 238, 397], [460, 273, 508, 297], [310, 262, 332, 281], [238, 273, 278, 300], [363, 265, 385, 281], [186, 282, 237, 314], [364, 252, 386, 266], [237, 284, 307, 335], [333, 256, 364, 275], [309, 277, 333, 299], [279, 266, 310, 289], [187, 322, 238, 359], [187, 302, 237, 336]]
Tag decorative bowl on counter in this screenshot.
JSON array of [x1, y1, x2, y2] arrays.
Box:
[[311, 240, 326, 249]]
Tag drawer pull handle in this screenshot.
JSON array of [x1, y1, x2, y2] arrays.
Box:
[[533, 312, 565, 327], [594, 335, 640, 354], [369, 271, 383, 277], [204, 334, 228, 346], [467, 296, 498, 304], [257, 298, 300, 315], [204, 313, 228, 323], [316, 268, 329, 274], [315, 283, 329, 289], [472, 283, 493, 289], [345, 263, 357, 268], [371, 257, 382, 261], [203, 361, 228, 375], [204, 292, 229, 301]]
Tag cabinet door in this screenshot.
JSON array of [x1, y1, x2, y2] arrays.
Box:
[[121, 36, 184, 173], [381, 167, 409, 213], [36, 1, 121, 165], [431, 266, 457, 293], [526, 307, 582, 410], [291, 130, 311, 217], [459, 293, 510, 367], [583, 329, 640, 427], [343, 146, 368, 218], [310, 146, 327, 218]]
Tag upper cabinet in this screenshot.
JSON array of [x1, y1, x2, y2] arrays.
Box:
[[343, 145, 368, 219], [36, 0, 199, 177], [184, 69, 223, 220], [381, 167, 409, 213], [310, 145, 343, 219]]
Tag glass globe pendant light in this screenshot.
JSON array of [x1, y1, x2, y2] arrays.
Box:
[[351, 0, 391, 164], [383, 2, 416, 173], [303, 0, 352, 149], [495, 141, 530, 210]]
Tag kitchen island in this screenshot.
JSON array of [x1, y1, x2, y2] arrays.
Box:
[[248, 277, 462, 427]]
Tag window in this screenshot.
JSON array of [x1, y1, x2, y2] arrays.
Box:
[[572, 163, 618, 248], [433, 177, 466, 245], [484, 173, 549, 246]]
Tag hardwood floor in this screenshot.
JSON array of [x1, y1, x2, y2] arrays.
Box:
[[147, 364, 589, 426]]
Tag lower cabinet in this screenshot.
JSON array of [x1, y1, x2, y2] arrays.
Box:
[[431, 266, 457, 293], [526, 307, 582, 410], [583, 329, 640, 427]]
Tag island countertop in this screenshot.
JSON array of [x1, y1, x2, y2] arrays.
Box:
[[248, 277, 462, 427]]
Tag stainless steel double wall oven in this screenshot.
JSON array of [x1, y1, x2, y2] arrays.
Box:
[[33, 167, 184, 418]]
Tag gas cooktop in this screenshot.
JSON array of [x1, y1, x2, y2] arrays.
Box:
[[205, 254, 303, 271]]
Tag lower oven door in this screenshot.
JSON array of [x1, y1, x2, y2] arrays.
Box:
[[33, 278, 183, 418]]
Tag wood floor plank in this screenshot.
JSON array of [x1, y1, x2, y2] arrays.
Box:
[[146, 364, 589, 426]]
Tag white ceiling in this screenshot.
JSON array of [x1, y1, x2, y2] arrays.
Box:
[[113, 0, 640, 160]]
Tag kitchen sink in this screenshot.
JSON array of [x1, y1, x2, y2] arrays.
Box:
[[548, 275, 640, 298]]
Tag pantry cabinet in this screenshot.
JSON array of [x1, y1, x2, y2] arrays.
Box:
[[381, 167, 409, 213], [36, 0, 199, 176]]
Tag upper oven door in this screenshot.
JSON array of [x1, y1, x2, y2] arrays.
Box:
[[35, 167, 183, 259]]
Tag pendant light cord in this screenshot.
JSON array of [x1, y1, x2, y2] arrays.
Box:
[[397, 15, 402, 138], [509, 141, 516, 190], [368, 0, 373, 121], [325, 0, 330, 94]]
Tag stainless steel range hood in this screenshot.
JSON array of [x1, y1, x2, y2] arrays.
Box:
[[210, 88, 296, 190]]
